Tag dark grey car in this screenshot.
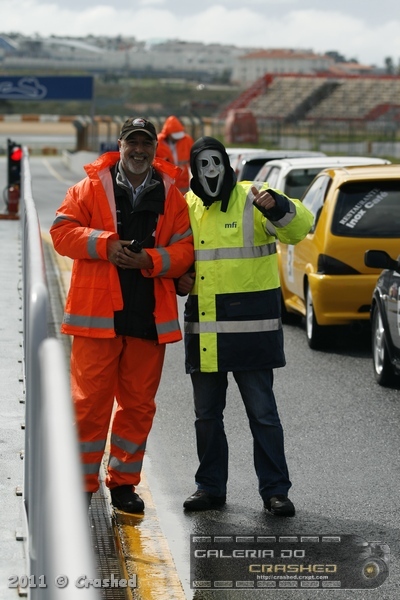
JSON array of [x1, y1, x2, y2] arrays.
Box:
[[364, 250, 400, 386]]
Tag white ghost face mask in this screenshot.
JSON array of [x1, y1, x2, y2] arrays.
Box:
[[196, 149, 225, 197]]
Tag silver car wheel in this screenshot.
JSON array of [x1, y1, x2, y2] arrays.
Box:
[[372, 309, 385, 377], [371, 305, 396, 386], [305, 284, 324, 349], [306, 285, 314, 341]]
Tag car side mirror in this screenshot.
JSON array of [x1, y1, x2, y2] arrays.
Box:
[[364, 250, 400, 273]]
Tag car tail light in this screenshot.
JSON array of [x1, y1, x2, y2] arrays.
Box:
[[317, 254, 360, 275]]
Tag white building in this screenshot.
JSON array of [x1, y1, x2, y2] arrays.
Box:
[[0, 35, 375, 83], [232, 49, 335, 84], [0, 35, 251, 81]]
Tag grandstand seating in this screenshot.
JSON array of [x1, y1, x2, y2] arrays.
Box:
[[221, 74, 400, 124], [249, 76, 324, 121]]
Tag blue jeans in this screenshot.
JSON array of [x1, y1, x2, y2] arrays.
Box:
[[190, 369, 291, 501]]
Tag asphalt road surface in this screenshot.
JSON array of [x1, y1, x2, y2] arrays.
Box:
[[16, 156, 400, 599]]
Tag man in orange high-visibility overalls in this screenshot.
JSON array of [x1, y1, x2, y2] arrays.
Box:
[[50, 117, 194, 513]]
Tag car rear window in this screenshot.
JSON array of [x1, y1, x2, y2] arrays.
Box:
[[332, 181, 400, 237], [283, 168, 322, 199]]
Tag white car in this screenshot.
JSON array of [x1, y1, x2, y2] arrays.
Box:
[[255, 155, 391, 199], [233, 150, 326, 182], [226, 148, 268, 173]]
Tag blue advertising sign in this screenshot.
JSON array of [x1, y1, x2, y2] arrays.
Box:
[[0, 76, 93, 100]]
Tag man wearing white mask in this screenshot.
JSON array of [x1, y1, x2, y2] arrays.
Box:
[[177, 137, 313, 515]]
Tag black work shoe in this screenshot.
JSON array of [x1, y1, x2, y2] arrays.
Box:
[[110, 485, 145, 513], [86, 492, 93, 508], [183, 490, 226, 511], [264, 495, 295, 517]]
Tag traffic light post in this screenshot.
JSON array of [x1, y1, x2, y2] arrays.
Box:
[[1, 138, 22, 220]]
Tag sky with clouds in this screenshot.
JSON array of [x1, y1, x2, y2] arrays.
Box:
[[1, 0, 400, 68]]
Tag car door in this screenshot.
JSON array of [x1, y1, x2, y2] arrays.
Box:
[[282, 175, 331, 303]]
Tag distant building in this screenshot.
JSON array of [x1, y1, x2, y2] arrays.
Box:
[[0, 34, 378, 83], [130, 39, 245, 81], [231, 49, 335, 84], [0, 34, 253, 82]]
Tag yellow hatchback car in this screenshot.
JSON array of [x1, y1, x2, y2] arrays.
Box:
[[278, 163, 400, 348]]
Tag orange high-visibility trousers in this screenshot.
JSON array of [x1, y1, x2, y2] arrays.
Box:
[[71, 336, 166, 493]]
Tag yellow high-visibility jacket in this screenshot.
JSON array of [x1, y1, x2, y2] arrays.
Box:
[[184, 182, 313, 372]]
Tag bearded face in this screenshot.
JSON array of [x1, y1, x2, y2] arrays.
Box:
[[196, 149, 225, 198]]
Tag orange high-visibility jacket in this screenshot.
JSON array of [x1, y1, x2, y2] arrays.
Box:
[[50, 151, 194, 344], [156, 116, 194, 192]]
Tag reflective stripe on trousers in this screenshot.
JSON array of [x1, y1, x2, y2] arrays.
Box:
[[71, 335, 166, 492]]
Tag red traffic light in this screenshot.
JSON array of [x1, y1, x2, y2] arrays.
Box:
[[10, 146, 23, 161]]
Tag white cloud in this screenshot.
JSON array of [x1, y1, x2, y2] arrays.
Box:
[[1, 1, 399, 67], [139, 0, 165, 6]]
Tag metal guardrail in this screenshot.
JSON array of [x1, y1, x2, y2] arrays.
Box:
[[20, 150, 99, 598], [37, 339, 99, 599], [21, 145, 49, 567]]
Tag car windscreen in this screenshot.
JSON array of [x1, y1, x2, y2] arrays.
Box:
[[240, 158, 271, 181], [332, 181, 400, 237], [283, 168, 322, 199]]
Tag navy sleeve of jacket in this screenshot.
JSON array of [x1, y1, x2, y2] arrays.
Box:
[[252, 188, 291, 220]]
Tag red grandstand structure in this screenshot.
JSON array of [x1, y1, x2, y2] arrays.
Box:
[[219, 73, 400, 126], [217, 73, 400, 153]]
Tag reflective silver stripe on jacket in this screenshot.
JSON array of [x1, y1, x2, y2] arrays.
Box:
[[87, 229, 104, 259], [111, 433, 146, 456], [158, 247, 171, 276], [51, 214, 81, 227], [265, 221, 277, 236], [63, 313, 115, 329], [185, 318, 281, 334], [157, 227, 192, 275], [108, 456, 143, 473], [156, 318, 180, 336], [100, 166, 118, 229], [243, 182, 263, 245], [195, 242, 276, 262], [271, 200, 296, 228], [169, 227, 192, 244]]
